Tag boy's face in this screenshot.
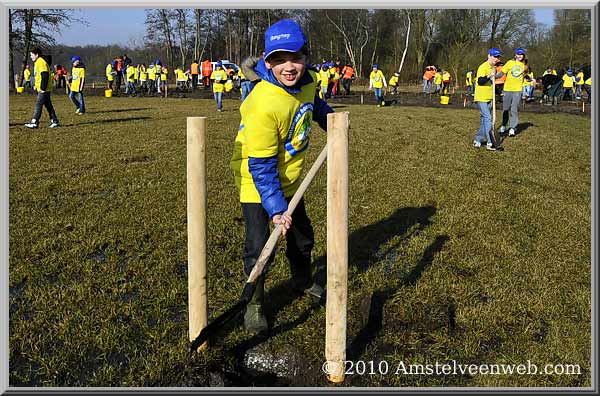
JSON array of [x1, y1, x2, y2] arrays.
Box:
[[516, 54, 525, 62], [73, 60, 80, 66], [30, 52, 38, 62], [265, 51, 306, 88]]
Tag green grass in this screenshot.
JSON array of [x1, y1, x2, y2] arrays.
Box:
[[9, 93, 591, 387]]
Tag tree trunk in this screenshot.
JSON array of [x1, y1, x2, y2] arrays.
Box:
[[397, 12, 411, 75], [19, 10, 34, 88], [9, 10, 16, 90]]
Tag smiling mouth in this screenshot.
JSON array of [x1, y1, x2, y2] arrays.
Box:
[[282, 73, 297, 81]]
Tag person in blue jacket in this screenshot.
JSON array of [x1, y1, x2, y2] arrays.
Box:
[[230, 19, 333, 334]]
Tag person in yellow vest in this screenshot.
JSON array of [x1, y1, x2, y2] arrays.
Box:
[[160, 65, 168, 92], [147, 63, 156, 94], [67, 55, 86, 114], [154, 60, 163, 93], [230, 19, 333, 333], [25, 47, 59, 128], [562, 68, 577, 101], [496, 47, 527, 137], [543, 67, 557, 76], [238, 68, 251, 101], [465, 69, 474, 97], [389, 72, 399, 95], [125, 64, 136, 95], [134, 64, 140, 86], [210, 61, 228, 111], [369, 63, 387, 107], [318, 64, 329, 99], [326, 63, 338, 98], [106, 62, 115, 91], [175, 66, 186, 92], [23, 64, 32, 89], [472, 47, 503, 151], [441, 69, 451, 95], [583, 76, 591, 104], [139, 64, 148, 93], [575, 68, 585, 100], [521, 64, 535, 102], [433, 69, 442, 94]]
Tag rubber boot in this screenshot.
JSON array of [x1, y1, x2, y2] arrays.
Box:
[[243, 275, 268, 334], [291, 262, 326, 302]]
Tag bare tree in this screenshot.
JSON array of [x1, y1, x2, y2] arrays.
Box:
[[396, 11, 411, 76], [9, 9, 86, 91]]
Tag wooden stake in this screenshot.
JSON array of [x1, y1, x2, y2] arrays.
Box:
[[326, 112, 349, 384], [583, 101, 585, 113], [187, 117, 208, 352], [360, 93, 363, 104], [463, 96, 467, 108]]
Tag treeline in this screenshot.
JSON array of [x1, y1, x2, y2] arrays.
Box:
[[9, 8, 592, 89]]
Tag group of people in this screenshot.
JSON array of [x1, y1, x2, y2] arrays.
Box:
[[472, 47, 536, 151], [422, 66, 453, 96], [22, 48, 88, 129], [463, 63, 591, 106]]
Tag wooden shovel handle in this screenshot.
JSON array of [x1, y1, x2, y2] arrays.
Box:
[[247, 144, 328, 283]]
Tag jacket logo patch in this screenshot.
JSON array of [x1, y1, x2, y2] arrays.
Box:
[[285, 102, 313, 156]]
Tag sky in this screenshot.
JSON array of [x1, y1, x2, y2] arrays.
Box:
[[53, 8, 556, 47]]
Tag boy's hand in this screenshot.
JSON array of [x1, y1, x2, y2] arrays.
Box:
[[272, 212, 292, 236]]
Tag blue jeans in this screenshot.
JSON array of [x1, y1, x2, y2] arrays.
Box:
[[68, 91, 85, 113], [214, 92, 223, 110], [373, 87, 384, 106], [241, 81, 251, 101], [474, 101, 493, 144], [423, 79, 431, 93]]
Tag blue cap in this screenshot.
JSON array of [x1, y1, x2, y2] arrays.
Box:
[[515, 47, 526, 55], [264, 19, 306, 60], [567, 68, 573, 73], [373, 64, 378, 69], [216, 61, 223, 67], [71, 55, 81, 63], [488, 48, 502, 57]]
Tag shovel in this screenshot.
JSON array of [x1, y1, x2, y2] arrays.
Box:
[[190, 144, 329, 352], [490, 75, 504, 151]]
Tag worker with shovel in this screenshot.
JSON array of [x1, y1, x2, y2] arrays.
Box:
[[230, 19, 334, 334], [473, 48, 503, 151]]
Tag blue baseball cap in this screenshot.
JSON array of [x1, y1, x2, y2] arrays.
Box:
[[515, 47, 526, 55], [71, 55, 81, 63], [216, 61, 223, 67], [373, 64, 378, 69], [567, 68, 573, 73], [264, 19, 306, 60], [488, 48, 502, 57]]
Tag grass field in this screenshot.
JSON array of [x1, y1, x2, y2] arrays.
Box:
[[8, 93, 592, 387]]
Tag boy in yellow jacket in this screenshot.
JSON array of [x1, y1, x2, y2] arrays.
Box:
[[25, 47, 59, 128], [230, 19, 333, 333], [369, 64, 387, 107]]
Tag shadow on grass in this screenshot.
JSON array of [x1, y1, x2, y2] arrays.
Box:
[[63, 116, 152, 127], [347, 234, 450, 361], [87, 108, 152, 114], [313, 205, 437, 284], [516, 122, 534, 135]]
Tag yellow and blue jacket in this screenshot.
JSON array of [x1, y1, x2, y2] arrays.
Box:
[[230, 65, 334, 217]]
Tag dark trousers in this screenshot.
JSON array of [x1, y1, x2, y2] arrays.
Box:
[[115, 73, 122, 92], [342, 78, 351, 94], [191, 74, 198, 91], [584, 84, 591, 103], [241, 198, 314, 285], [32, 92, 58, 124]]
